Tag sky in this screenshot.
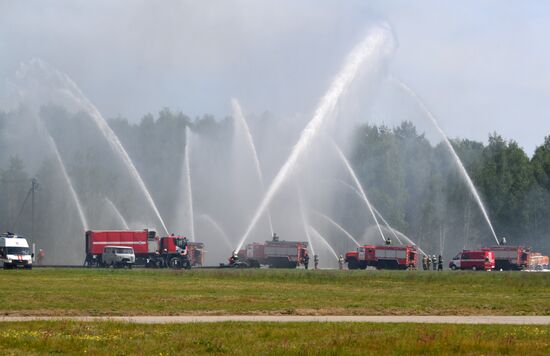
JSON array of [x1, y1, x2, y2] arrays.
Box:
[[1, 0, 549, 155]]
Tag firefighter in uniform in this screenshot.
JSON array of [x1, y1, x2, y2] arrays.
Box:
[[229, 251, 239, 266], [338, 255, 344, 270], [162, 248, 169, 268], [37, 249, 45, 265], [303, 252, 310, 270], [426, 255, 431, 270], [422, 255, 427, 270], [438, 255, 443, 271], [314, 254, 319, 270], [180, 237, 190, 268], [432, 255, 437, 270]]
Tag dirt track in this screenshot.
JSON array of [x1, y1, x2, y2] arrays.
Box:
[[1, 315, 548, 324]]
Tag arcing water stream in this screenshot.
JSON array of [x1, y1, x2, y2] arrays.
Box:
[[44, 133, 89, 231], [198, 214, 233, 250], [393, 78, 500, 245], [104, 197, 130, 230], [231, 99, 274, 236], [236, 24, 394, 251], [17, 59, 169, 235], [332, 142, 386, 242], [308, 225, 339, 260], [313, 211, 361, 247], [297, 189, 316, 256], [182, 126, 196, 241], [336, 178, 428, 256]]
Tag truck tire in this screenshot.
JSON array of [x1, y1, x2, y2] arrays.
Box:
[[450, 264, 457, 271], [472, 266, 477, 271], [247, 259, 260, 268], [347, 258, 359, 270], [169, 257, 182, 269]]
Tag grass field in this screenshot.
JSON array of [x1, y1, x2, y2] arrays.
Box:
[[0, 321, 548, 355], [0, 268, 548, 316]]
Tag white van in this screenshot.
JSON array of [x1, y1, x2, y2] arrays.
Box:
[[101, 246, 135, 268], [0, 233, 33, 269]]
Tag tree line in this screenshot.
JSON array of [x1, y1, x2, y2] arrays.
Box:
[[0, 108, 548, 264]]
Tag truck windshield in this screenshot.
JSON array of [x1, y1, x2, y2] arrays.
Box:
[[174, 239, 187, 249], [116, 248, 133, 254], [7, 247, 31, 255]]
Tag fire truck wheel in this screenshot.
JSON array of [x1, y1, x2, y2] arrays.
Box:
[[450, 264, 457, 270], [472, 266, 477, 271], [169, 257, 182, 269]]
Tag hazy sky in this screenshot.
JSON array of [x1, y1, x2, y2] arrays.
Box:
[[1, 0, 549, 154]]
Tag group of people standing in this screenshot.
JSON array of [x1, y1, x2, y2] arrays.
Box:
[[422, 254, 443, 271], [302, 253, 346, 270], [302, 252, 319, 270]]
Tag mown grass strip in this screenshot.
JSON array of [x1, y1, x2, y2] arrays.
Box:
[[0, 269, 548, 316], [0, 321, 548, 355]]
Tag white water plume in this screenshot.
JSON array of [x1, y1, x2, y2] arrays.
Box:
[[231, 98, 274, 236], [198, 214, 232, 250], [369, 206, 403, 245], [332, 142, 386, 242], [313, 211, 360, 247], [297, 189, 315, 256], [236, 24, 394, 251], [393, 78, 500, 245], [391, 228, 428, 257], [15, 59, 169, 235], [104, 197, 129, 230], [308, 225, 338, 260], [336, 178, 428, 256], [44, 133, 88, 231], [182, 126, 195, 241]]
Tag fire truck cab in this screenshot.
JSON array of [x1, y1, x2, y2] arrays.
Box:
[[449, 250, 495, 271], [158, 236, 204, 268]]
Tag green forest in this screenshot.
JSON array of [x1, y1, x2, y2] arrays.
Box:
[[0, 107, 548, 264]]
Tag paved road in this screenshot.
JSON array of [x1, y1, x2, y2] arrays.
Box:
[[0, 315, 548, 324]]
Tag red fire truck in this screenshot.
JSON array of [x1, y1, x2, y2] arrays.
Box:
[[84, 230, 204, 268], [237, 233, 308, 268], [448, 249, 495, 271], [482, 245, 531, 270], [345, 244, 418, 270]]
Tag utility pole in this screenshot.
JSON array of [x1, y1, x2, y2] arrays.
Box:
[[31, 178, 39, 239], [12, 178, 39, 235]]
